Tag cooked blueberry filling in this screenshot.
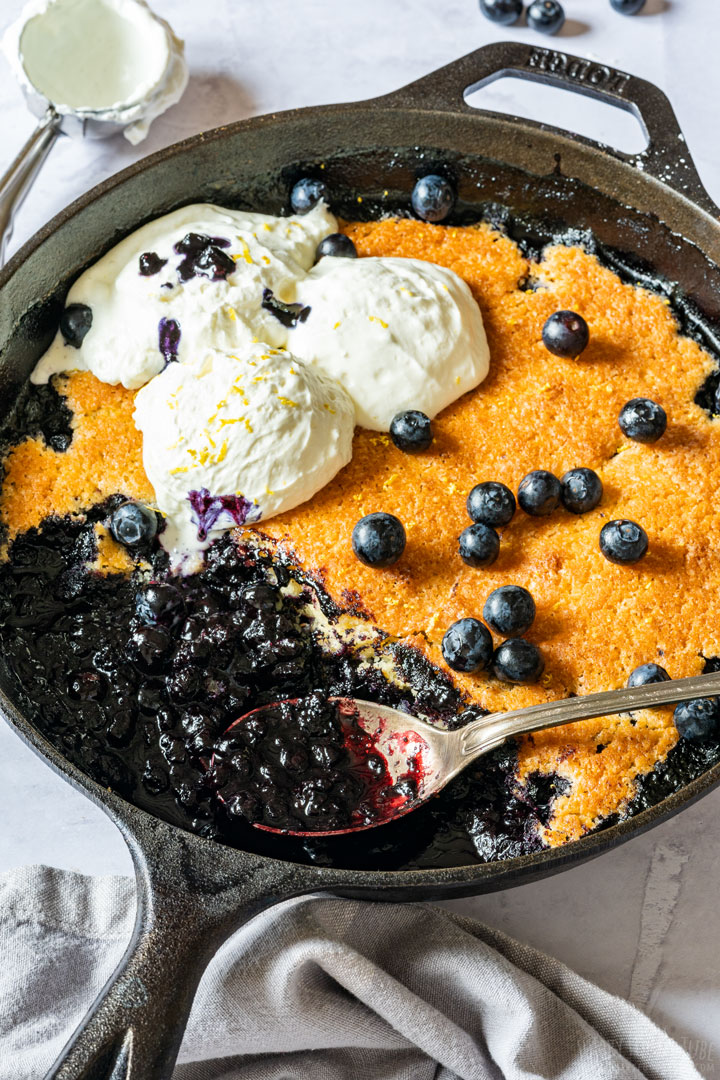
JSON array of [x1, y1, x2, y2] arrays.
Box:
[[158, 317, 181, 363], [173, 233, 235, 282], [187, 489, 260, 541], [260, 288, 311, 328], [139, 252, 168, 276], [208, 694, 411, 833]]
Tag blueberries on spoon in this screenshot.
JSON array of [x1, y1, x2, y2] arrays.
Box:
[[109, 501, 159, 548], [610, 0, 646, 12], [60, 304, 93, 349], [389, 410, 433, 453], [618, 398, 667, 443], [352, 513, 406, 568], [441, 618, 493, 673], [290, 177, 330, 214], [411, 175, 455, 223], [493, 639, 545, 684], [316, 234, 357, 260], [517, 470, 561, 516], [478, 0, 523, 24], [467, 481, 516, 527], [560, 467, 603, 514], [458, 524, 500, 568], [483, 585, 536, 637], [599, 520, 648, 564], [542, 310, 589, 358], [627, 662, 670, 687], [527, 0, 566, 33], [674, 698, 720, 742]]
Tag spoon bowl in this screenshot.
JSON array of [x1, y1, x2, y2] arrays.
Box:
[[213, 670, 720, 837]]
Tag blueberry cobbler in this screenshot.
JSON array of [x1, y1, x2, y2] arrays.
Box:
[[2, 173, 720, 870]]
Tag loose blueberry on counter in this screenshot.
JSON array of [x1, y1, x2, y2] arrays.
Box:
[[441, 618, 493, 673], [411, 175, 455, 224], [560, 468, 603, 514], [542, 310, 589, 359], [389, 410, 433, 453], [618, 398, 667, 444], [493, 639, 545, 684], [610, 0, 646, 12], [483, 585, 536, 637], [467, 481, 516, 527], [527, 0, 565, 33], [627, 662, 670, 687], [59, 303, 93, 348], [517, 470, 561, 516], [139, 252, 167, 276], [479, 0, 523, 24], [290, 177, 330, 214], [458, 524, 500, 568], [109, 501, 159, 548], [316, 233, 357, 260], [674, 698, 720, 742], [599, 520, 648, 564], [352, 513, 406, 568]]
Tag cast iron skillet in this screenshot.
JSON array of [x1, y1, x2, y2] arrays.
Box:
[[2, 41, 720, 1080]]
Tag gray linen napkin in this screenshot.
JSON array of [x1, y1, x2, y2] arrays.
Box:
[[0, 865, 701, 1080]]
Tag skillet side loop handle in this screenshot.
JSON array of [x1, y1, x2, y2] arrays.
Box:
[[380, 40, 719, 217], [46, 822, 305, 1080], [0, 107, 61, 265], [47, 894, 217, 1080]]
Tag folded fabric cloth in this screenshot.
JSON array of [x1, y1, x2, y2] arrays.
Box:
[[0, 865, 701, 1080]]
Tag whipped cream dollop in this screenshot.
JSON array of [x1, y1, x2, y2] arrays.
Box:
[[3, 0, 188, 145], [133, 344, 355, 560], [31, 202, 337, 389], [289, 256, 490, 430]]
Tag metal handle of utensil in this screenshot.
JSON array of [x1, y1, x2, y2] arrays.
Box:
[[381, 40, 719, 218], [0, 107, 61, 266], [460, 668, 720, 759]]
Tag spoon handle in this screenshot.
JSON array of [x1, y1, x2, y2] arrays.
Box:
[[0, 108, 61, 265], [460, 669, 720, 758]]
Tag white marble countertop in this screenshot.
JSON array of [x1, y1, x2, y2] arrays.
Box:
[[1, 0, 719, 1069]]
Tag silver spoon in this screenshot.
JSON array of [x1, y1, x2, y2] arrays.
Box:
[[221, 671, 720, 836]]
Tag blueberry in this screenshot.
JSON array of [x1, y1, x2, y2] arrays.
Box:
[[351, 513, 406, 568], [316, 233, 357, 260], [158, 317, 181, 363], [389, 410, 433, 453], [109, 502, 158, 547], [618, 398, 667, 444], [458, 524, 500, 568], [479, 0, 523, 24], [493, 639, 545, 684], [411, 175, 455, 223], [467, 481, 516, 527], [442, 618, 493, 673], [560, 468, 603, 514], [138, 252, 167, 276], [261, 288, 311, 328], [60, 304, 93, 348], [517, 470, 561, 516], [599, 520, 649, 564], [527, 0, 566, 34], [483, 585, 536, 637], [129, 625, 172, 672], [542, 310, 589, 358], [610, 0, 646, 12], [627, 662, 670, 687], [290, 177, 330, 214], [674, 698, 720, 742]]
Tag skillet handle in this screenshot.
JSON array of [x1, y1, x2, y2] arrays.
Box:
[[46, 820, 313, 1080], [380, 40, 719, 218]]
